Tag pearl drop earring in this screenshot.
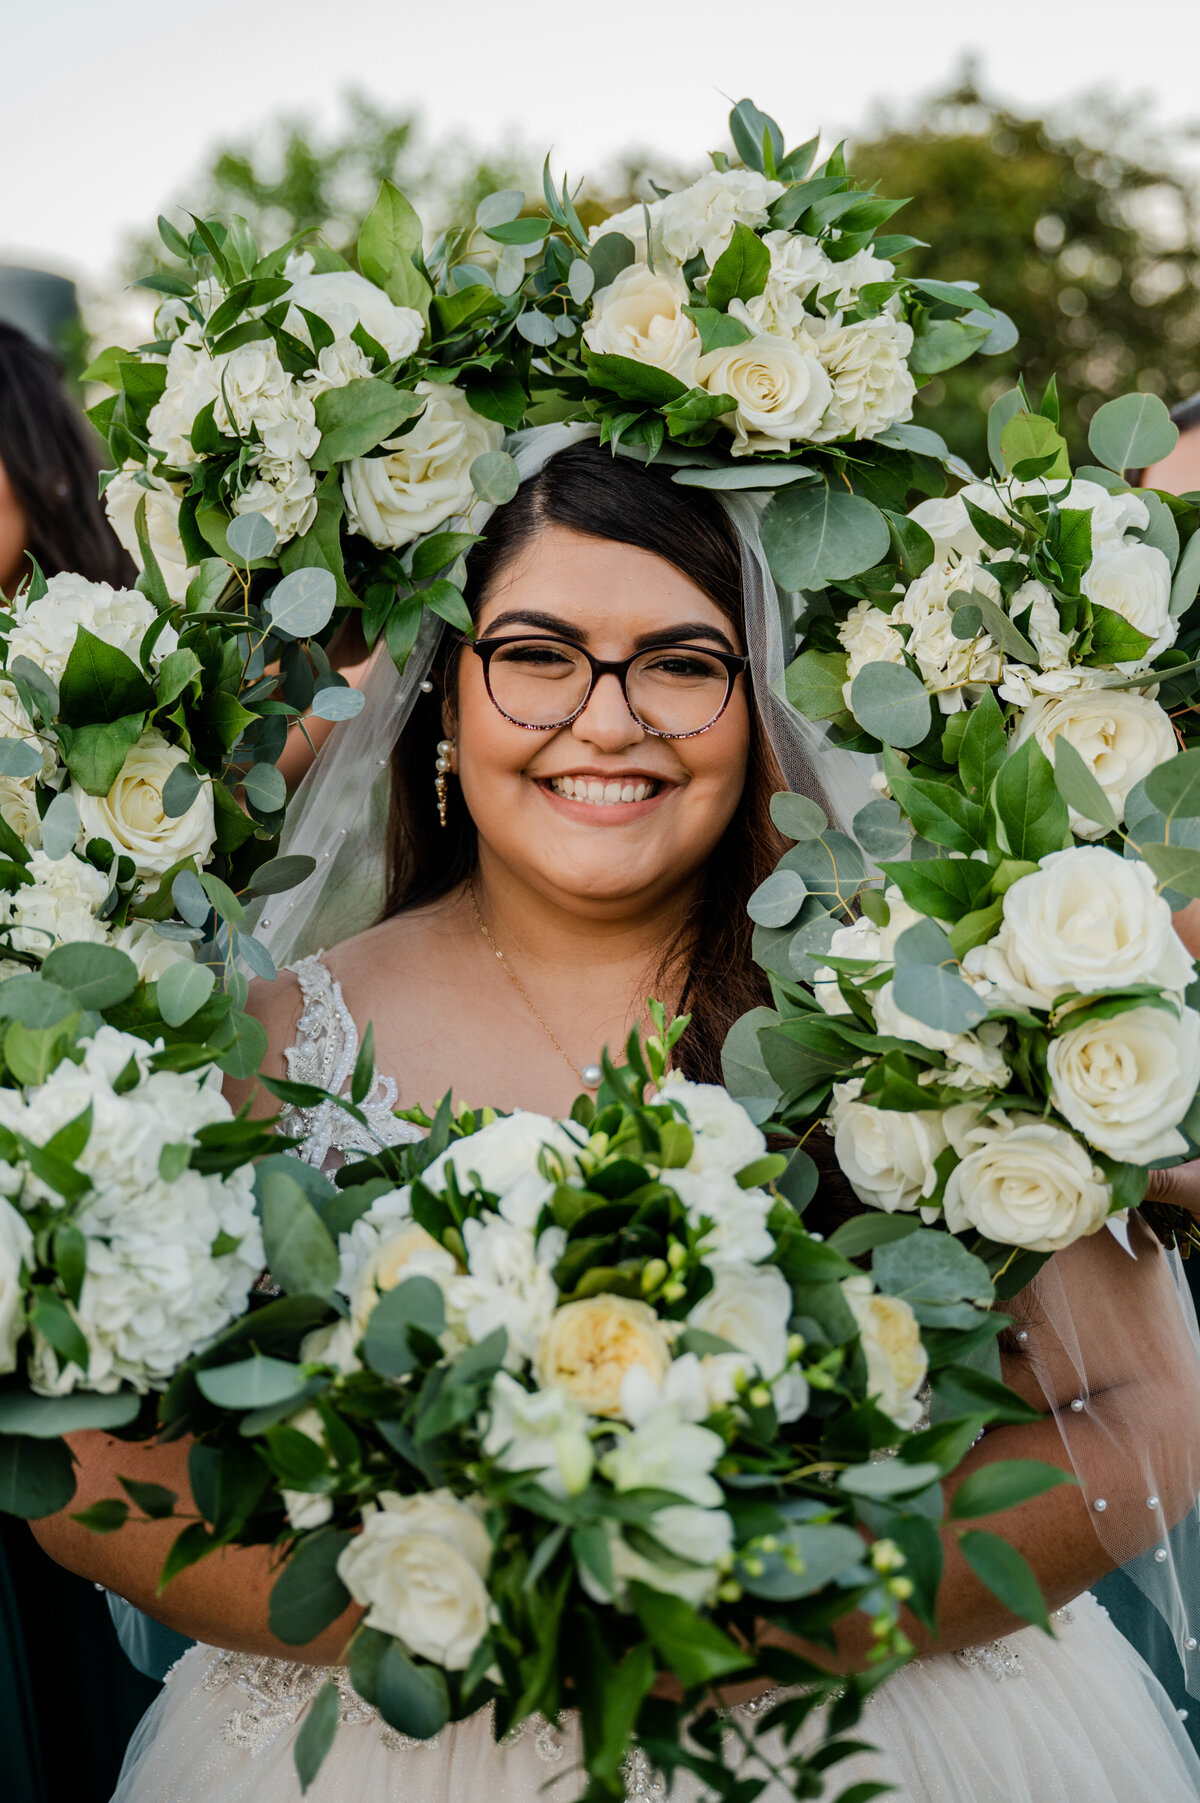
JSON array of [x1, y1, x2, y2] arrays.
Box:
[[435, 739, 454, 828]]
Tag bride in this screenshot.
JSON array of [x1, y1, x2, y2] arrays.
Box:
[[33, 434, 1200, 1801]]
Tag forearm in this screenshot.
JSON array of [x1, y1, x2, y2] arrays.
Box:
[[30, 1430, 360, 1663]]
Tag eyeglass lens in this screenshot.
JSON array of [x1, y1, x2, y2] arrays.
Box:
[[485, 639, 733, 735]]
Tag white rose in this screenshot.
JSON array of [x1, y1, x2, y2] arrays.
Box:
[[838, 599, 906, 707], [583, 264, 701, 385], [840, 1274, 927, 1430], [1081, 541, 1174, 663], [942, 1113, 1111, 1251], [104, 467, 192, 604], [584, 1505, 733, 1608], [664, 1167, 774, 1266], [698, 332, 832, 455], [342, 381, 503, 550], [963, 847, 1194, 1008], [285, 271, 424, 363], [8, 573, 174, 684], [1011, 690, 1177, 838], [0, 1198, 32, 1375], [1047, 1004, 1200, 1165], [687, 1263, 807, 1422], [536, 1295, 672, 1417], [72, 729, 216, 879], [481, 1369, 595, 1496], [423, 1111, 583, 1202], [830, 1078, 950, 1214], [658, 169, 783, 266], [810, 315, 916, 443], [648, 1074, 766, 1178], [336, 1489, 492, 1669], [0, 779, 40, 849]]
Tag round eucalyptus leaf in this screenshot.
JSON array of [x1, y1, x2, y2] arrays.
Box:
[[226, 512, 278, 563], [161, 762, 202, 819], [965, 307, 1018, 356], [172, 869, 212, 928], [40, 790, 79, 862], [470, 451, 520, 505], [0, 1433, 76, 1518], [950, 605, 983, 640], [310, 686, 366, 722], [0, 976, 78, 1028], [761, 485, 890, 592], [515, 310, 558, 347], [849, 661, 932, 749], [243, 762, 288, 815], [266, 568, 337, 640], [475, 188, 525, 231], [769, 791, 827, 841], [1145, 748, 1200, 821], [747, 868, 809, 928], [196, 1355, 306, 1411], [0, 738, 43, 780], [0, 1390, 140, 1438], [839, 1458, 944, 1500], [156, 958, 217, 1027], [41, 942, 138, 1010], [892, 961, 988, 1035], [567, 259, 595, 305], [1088, 392, 1178, 476], [494, 244, 526, 297], [852, 798, 910, 861]]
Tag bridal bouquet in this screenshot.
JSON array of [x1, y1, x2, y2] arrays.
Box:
[[87, 189, 522, 666], [134, 1025, 1068, 1799]]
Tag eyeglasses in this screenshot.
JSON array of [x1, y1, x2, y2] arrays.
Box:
[[468, 635, 749, 739]]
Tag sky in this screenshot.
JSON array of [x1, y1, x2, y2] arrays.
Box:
[[4, 0, 1199, 287]]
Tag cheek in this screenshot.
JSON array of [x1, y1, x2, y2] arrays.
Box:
[[454, 663, 545, 796], [676, 695, 751, 829]]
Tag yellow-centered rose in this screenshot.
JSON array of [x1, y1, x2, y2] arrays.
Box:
[[536, 1295, 672, 1418]]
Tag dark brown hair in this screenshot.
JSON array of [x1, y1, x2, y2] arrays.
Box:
[[380, 440, 790, 1083], [0, 322, 136, 590]]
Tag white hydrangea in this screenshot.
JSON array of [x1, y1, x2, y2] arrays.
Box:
[[893, 557, 1003, 712], [658, 169, 784, 267], [284, 270, 423, 363], [837, 598, 907, 707], [8, 574, 177, 684], [809, 313, 916, 442]]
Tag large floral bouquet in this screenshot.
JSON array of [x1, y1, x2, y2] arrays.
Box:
[[113, 1025, 1069, 1799]]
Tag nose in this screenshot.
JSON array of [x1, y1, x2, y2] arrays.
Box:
[[569, 671, 646, 752]]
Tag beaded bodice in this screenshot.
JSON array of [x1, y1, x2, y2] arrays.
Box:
[[277, 953, 422, 1170]]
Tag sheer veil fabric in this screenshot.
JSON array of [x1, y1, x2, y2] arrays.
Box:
[[249, 423, 1200, 1713]]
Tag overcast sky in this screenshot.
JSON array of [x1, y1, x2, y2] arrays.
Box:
[[4, 0, 1199, 285]]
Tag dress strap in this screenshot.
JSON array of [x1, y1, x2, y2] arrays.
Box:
[[279, 953, 420, 1171]]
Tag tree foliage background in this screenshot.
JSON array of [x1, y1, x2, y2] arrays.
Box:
[[127, 73, 1200, 471]]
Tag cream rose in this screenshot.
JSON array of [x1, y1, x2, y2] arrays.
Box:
[[536, 1295, 671, 1417], [350, 1221, 458, 1340], [583, 264, 701, 384], [943, 1114, 1111, 1251], [810, 314, 916, 443], [830, 1080, 951, 1214], [841, 1275, 927, 1430], [963, 847, 1194, 1009], [0, 780, 40, 849], [336, 1489, 492, 1669], [1011, 690, 1177, 838], [687, 1263, 807, 1422], [1082, 541, 1174, 662], [342, 381, 502, 550], [104, 467, 193, 604], [658, 169, 783, 266], [285, 270, 423, 362], [0, 1197, 32, 1375], [72, 729, 216, 879], [698, 333, 831, 455], [1048, 1004, 1200, 1165]]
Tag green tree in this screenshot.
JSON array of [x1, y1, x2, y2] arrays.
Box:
[[851, 73, 1200, 469]]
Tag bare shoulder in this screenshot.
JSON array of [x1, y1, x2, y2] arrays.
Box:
[[322, 896, 466, 996]]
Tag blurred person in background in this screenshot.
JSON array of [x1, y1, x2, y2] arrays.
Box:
[[0, 317, 164, 1803]]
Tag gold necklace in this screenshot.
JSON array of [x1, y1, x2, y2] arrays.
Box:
[[468, 882, 603, 1090]]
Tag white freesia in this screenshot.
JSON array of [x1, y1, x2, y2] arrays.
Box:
[[829, 1077, 951, 1214], [649, 1073, 766, 1177], [962, 847, 1194, 1009], [583, 265, 701, 384], [72, 728, 216, 879], [583, 1505, 733, 1608], [104, 467, 193, 604], [1011, 690, 1177, 837], [687, 1264, 808, 1422], [1081, 540, 1174, 663], [840, 1274, 927, 1430], [810, 314, 915, 443], [0, 1198, 32, 1375], [336, 1490, 492, 1669], [657, 169, 783, 266], [8, 574, 175, 683], [602, 1359, 724, 1505], [481, 1369, 595, 1496], [698, 331, 831, 455], [1048, 1004, 1200, 1165], [342, 381, 502, 551], [664, 1167, 774, 1266], [446, 1215, 564, 1368], [285, 270, 423, 362], [942, 1112, 1110, 1251], [423, 1110, 584, 1201]]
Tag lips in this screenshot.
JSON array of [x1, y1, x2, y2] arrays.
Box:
[[547, 775, 661, 806]]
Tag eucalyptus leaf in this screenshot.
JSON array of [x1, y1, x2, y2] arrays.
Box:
[[172, 869, 211, 927], [1170, 529, 1200, 618], [266, 568, 338, 640], [852, 799, 909, 860], [747, 868, 809, 928], [769, 791, 828, 841], [156, 959, 216, 1027], [761, 485, 890, 592], [987, 390, 1023, 476], [1088, 392, 1178, 476], [260, 1170, 340, 1299], [243, 762, 287, 814], [161, 762, 202, 818], [720, 1007, 783, 1112], [226, 512, 277, 563], [196, 1355, 306, 1410], [244, 854, 318, 896], [475, 189, 525, 231], [310, 687, 365, 722], [839, 1459, 943, 1499], [470, 451, 520, 505], [849, 662, 932, 749], [1144, 749, 1200, 821], [0, 739, 43, 780], [0, 1391, 139, 1437], [42, 943, 138, 1010], [1053, 736, 1118, 833], [671, 464, 815, 491], [40, 791, 79, 862]]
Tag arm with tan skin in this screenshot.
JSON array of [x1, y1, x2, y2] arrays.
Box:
[[1146, 902, 1200, 1212]]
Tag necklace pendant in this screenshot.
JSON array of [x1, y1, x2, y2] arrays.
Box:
[[580, 1062, 603, 1091]]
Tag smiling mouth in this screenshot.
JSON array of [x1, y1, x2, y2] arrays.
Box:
[[545, 775, 663, 805]]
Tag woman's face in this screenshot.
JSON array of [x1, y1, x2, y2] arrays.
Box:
[[452, 523, 751, 917], [0, 458, 28, 598]]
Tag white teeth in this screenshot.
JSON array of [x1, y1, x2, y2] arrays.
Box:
[[547, 776, 657, 805]]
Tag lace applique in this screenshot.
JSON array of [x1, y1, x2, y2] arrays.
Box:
[[279, 953, 423, 1170], [950, 1604, 1076, 1682]]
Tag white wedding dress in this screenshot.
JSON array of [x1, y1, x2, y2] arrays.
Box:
[[111, 957, 1200, 1803]]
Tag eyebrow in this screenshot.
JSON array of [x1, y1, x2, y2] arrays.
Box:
[[481, 608, 739, 653]]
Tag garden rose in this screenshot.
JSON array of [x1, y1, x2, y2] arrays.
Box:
[[342, 382, 503, 550], [841, 1275, 927, 1429], [536, 1295, 671, 1417]]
